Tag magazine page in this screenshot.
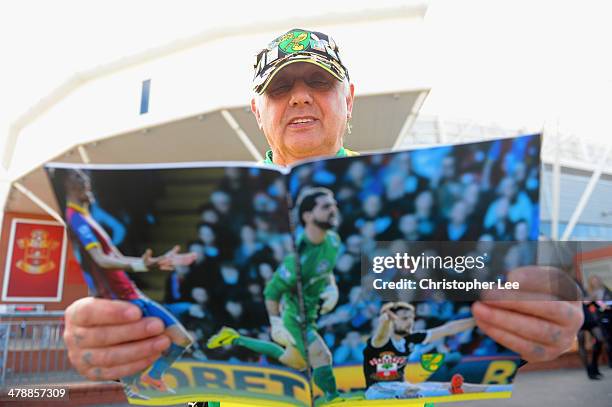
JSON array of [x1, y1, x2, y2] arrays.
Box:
[[45, 162, 312, 407], [286, 134, 542, 406]]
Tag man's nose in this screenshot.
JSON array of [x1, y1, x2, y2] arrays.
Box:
[[289, 80, 313, 106]]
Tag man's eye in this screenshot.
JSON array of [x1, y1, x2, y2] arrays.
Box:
[[269, 83, 291, 95], [307, 79, 330, 88]]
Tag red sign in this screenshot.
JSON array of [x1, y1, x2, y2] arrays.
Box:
[[2, 218, 66, 301]]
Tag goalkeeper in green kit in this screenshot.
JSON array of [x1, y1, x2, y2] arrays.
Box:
[[207, 187, 343, 403]]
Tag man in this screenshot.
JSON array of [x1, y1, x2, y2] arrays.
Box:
[[206, 187, 343, 402], [364, 302, 509, 400], [579, 275, 612, 378], [63, 27, 582, 396], [64, 169, 196, 395]]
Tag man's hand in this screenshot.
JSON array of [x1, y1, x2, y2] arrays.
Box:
[[372, 309, 397, 348], [376, 309, 397, 328], [64, 297, 171, 381], [269, 316, 296, 347], [142, 246, 197, 271], [142, 249, 173, 271], [162, 245, 198, 267], [381, 309, 397, 323], [320, 284, 339, 315], [472, 266, 583, 362]]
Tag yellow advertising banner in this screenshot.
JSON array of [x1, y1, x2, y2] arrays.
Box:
[[130, 360, 310, 407]]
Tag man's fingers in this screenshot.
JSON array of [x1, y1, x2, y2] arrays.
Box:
[[142, 248, 153, 261], [479, 266, 582, 303], [157, 257, 175, 271], [473, 318, 560, 362], [81, 354, 161, 382], [166, 252, 196, 266], [63, 297, 175, 382], [472, 302, 571, 349], [65, 297, 141, 328], [163, 245, 180, 257], [472, 302, 579, 362], [66, 317, 166, 348], [476, 299, 581, 326], [174, 252, 197, 266], [481, 290, 559, 303], [75, 335, 170, 369], [504, 266, 582, 301]]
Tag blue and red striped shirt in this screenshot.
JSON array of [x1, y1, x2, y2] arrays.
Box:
[[66, 202, 140, 300]]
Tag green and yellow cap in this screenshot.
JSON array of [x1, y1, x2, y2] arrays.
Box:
[[252, 28, 350, 94]]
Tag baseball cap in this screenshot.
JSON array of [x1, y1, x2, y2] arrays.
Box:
[[252, 28, 349, 94]]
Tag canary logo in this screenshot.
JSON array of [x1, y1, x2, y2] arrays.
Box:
[[16, 230, 59, 274], [279, 31, 311, 53], [421, 353, 445, 372]]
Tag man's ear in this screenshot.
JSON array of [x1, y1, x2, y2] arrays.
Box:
[[251, 97, 263, 130], [346, 83, 355, 118]]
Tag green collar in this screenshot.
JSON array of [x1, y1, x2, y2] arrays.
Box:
[[296, 230, 325, 250], [263, 147, 350, 165]]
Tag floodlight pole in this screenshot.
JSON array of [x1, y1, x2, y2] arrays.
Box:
[[551, 121, 561, 240], [220, 110, 263, 162], [561, 142, 612, 240], [77, 145, 91, 164]]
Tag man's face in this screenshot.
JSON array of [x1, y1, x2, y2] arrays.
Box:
[[450, 201, 467, 224], [251, 62, 354, 162], [211, 192, 231, 214], [198, 225, 215, 245], [307, 194, 338, 230], [192, 287, 208, 304], [399, 215, 417, 234], [68, 174, 95, 204], [392, 308, 415, 336]]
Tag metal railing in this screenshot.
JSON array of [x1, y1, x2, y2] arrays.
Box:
[[0, 312, 82, 386]]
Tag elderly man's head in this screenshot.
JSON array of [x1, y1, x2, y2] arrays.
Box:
[[251, 29, 354, 165]]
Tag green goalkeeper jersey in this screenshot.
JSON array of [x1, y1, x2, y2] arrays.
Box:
[[264, 230, 341, 325]]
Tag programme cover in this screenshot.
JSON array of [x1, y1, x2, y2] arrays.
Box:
[[46, 134, 541, 406]]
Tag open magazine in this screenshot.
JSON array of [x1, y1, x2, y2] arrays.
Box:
[[46, 134, 541, 406]]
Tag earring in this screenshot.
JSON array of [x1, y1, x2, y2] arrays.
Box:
[[346, 115, 352, 135]]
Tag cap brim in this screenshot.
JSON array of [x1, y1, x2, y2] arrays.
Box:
[[253, 54, 346, 94]]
